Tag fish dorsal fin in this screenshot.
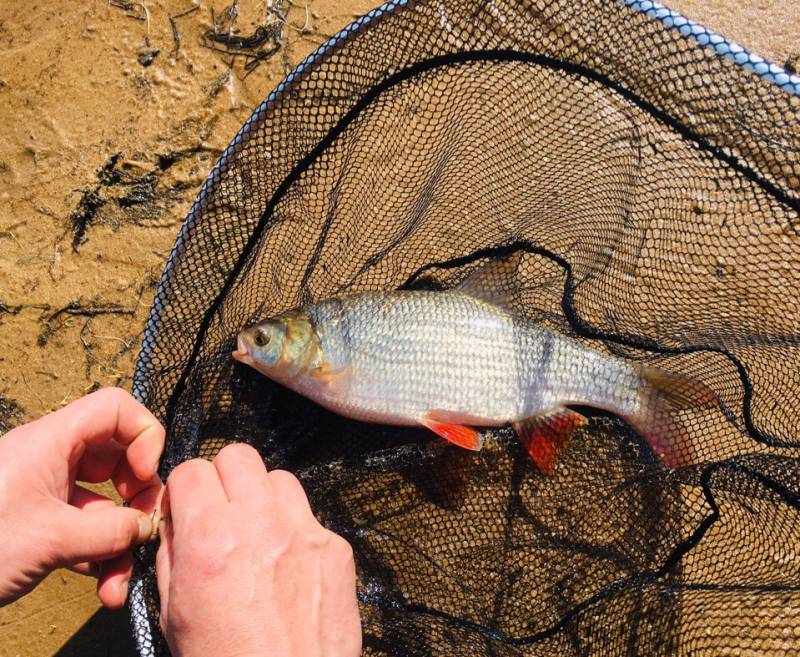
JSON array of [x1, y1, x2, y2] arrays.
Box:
[[454, 253, 522, 309]]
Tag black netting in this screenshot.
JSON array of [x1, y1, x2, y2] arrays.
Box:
[[127, 0, 800, 654]]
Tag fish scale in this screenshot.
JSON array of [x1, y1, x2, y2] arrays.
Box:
[[310, 291, 524, 423]]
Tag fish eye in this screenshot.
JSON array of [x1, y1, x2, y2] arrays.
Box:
[[253, 329, 270, 347]]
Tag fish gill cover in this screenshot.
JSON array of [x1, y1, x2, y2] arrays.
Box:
[[128, 0, 800, 655]]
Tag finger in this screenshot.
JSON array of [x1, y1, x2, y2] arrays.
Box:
[[267, 469, 315, 521], [111, 457, 165, 503], [66, 486, 158, 605], [127, 475, 165, 516], [159, 483, 171, 523], [97, 552, 133, 609], [323, 535, 360, 645], [50, 504, 153, 566], [166, 459, 227, 530], [69, 484, 117, 511], [67, 562, 101, 578], [155, 515, 174, 622], [66, 488, 121, 582], [35, 388, 164, 481], [76, 441, 126, 483], [212, 443, 270, 502], [70, 482, 162, 541]]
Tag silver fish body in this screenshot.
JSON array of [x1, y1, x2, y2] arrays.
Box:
[[299, 291, 641, 427]]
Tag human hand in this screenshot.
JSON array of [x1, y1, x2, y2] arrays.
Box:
[[157, 443, 362, 657], [0, 387, 165, 608]]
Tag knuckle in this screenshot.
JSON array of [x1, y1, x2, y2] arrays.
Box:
[[187, 514, 229, 550], [308, 526, 353, 558], [268, 468, 302, 491], [165, 600, 192, 634], [215, 442, 259, 462], [329, 532, 355, 562], [184, 519, 238, 576], [191, 548, 229, 577], [168, 458, 212, 486]]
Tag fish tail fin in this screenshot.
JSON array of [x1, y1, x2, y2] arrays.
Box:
[[627, 366, 717, 468]]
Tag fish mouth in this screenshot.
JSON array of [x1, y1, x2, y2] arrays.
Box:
[[232, 335, 253, 365]]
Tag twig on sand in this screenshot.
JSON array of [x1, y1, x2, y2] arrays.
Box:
[[169, 4, 200, 59], [276, 0, 312, 34], [0, 302, 51, 315], [20, 373, 48, 411], [53, 302, 135, 318], [35, 370, 60, 380], [0, 220, 26, 240], [79, 319, 96, 378], [38, 301, 135, 346], [109, 0, 149, 23]]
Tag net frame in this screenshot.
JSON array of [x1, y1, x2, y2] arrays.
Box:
[[127, 1, 800, 655]]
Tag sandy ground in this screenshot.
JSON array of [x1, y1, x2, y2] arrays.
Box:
[[0, 0, 796, 655]]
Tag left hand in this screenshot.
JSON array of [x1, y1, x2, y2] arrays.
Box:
[[0, 387, 165, 608]]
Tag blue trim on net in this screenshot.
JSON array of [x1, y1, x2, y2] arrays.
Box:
[[620, 0, 800, 95]]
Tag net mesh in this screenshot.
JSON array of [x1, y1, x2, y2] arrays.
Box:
[[128, 0, 800, 654]]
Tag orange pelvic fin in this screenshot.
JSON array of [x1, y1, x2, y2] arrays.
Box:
[[421, 413, 484, 451], [513, 408, 587, 475]]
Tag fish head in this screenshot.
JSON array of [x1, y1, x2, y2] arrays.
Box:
[[233, 312, 320, 382]]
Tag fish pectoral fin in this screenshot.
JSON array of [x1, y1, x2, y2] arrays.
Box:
[[513, 407, 587, 476], [308, 363, 352, 395], [421, 413, 484, 451]]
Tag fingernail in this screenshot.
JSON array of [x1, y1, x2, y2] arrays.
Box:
[[136, 513, 155, 545]]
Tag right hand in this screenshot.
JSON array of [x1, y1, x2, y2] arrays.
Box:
[[157, 443, 362, 657]]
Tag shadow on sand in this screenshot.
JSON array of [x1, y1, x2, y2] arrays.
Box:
[[54, 607, 138, 657]]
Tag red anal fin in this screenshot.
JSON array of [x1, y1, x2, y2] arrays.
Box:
[[513, 408, 587, 475], [421, 416, 484, 451]]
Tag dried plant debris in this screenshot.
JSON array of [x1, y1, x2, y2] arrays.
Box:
[[202, 0, 296, 76], [137, 46, 161, 67], [78, 317, 142, 385], [69, 146, 219, 250], [0, 394, 24, 434], [109, 0, 149, 22], [786, 53, 800, 75], [169, 5, 201, 59], [37, 299, 135, 347]]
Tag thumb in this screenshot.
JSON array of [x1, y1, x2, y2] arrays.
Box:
[[50, 504, 154, 566]]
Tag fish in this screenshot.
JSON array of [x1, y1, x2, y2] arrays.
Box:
[[232, 257, 717, 474]]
